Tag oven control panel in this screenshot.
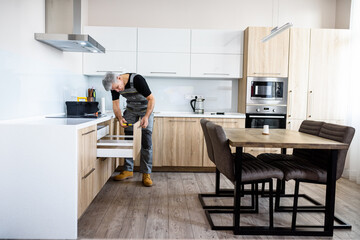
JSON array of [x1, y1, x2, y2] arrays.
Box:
[[246, 105, 287, 114]]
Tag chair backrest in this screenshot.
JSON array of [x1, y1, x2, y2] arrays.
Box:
[[316, 123, 355, 180], [200, 119, 215, 164], [293, 120, 325, 159], [206, 121, 235, 182]]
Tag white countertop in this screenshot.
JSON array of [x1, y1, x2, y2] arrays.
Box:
[[0, 114, 113, 129], [0, 111, 245, 128], [153, 111, 246, 118]]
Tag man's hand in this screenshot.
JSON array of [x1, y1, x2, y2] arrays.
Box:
[[140, 116, 149, 129], [119, 117, 128, 128]]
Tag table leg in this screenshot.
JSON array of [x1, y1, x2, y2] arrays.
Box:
[[324, 149, 337, 235], [234, 147, 243, 235]]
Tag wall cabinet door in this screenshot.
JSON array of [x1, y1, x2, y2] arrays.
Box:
[[245, 27, 289, 77], [191, 54, 242, 78], [83, 51, 137, 76], [137, 52, 190, 77], [307, 29, 350, 121], [161, 118, 203, 167], [138, 28, 191, 53], [83, 26, 137, 51], [202, 118, 245, 167], [191, 29, 243, 54], [287, 28, 310, 120]]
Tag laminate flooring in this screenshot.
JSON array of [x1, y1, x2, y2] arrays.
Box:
[[78, 172, 360, 239]]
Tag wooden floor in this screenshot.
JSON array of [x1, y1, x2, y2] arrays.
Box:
[[78, 172, 360, 239]]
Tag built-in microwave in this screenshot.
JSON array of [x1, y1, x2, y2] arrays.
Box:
[[246, 77, 288, 105]]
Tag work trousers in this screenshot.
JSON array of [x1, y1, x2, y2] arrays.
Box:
[[122, 109, 154, 173]]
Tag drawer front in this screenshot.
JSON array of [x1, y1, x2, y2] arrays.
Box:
[[97, 125, 109, 140]]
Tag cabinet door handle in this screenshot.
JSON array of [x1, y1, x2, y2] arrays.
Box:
[[253, 72, 281, 75], [213, 121, 238, 124], [169, 120, 196, 122], [82, 168, 95, 179], [288, 90, 292, 117], [96, 70, 124, 73], [203, 73, 230, 76], [82, 130, 95, 136], [308, 90, 313, 118], [150, 71, 177, 74]]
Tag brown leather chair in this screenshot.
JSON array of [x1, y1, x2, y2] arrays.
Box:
[[257, 120, 325, 195], [268, 122, 355, 230], [199, 119, 258, 210], [205, 121, 284, 230]]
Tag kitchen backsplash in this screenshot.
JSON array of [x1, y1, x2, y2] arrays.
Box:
[[87, 76, 238, 113]]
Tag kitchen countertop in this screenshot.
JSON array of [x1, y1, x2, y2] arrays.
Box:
[[0, 111, 245, 128], [153, 111, 246, 118]]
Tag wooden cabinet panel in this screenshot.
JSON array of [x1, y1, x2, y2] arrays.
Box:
[[77, 125, 97, 218], [287, 28, 310, 120], [202, 118, 245, 167], [245, 27, 289, 77], [307, 29, 350, 121], [78, 126, 96, 179], [161, 118, 203, 167], [152, 117, 163, 167]]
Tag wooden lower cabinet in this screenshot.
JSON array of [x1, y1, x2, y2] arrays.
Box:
[[78, 125, 97, 218], [161, 117, 203, 167], [152, 117, 163, 166], [202, 118, 245, 167]]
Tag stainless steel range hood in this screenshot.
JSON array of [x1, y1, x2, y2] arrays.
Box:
[[34, 0, 105, 53], [34, 33, 105, 53]]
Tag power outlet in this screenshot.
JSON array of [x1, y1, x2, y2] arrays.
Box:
[[185, 95, 204, 100]]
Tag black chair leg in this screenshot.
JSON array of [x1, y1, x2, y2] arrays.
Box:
[[269, 180, 274, 229], [275, 179, 282, 211], [291, 180, 300, 231]]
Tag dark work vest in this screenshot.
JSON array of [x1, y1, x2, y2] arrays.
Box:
[[119, 74, 148, 112]]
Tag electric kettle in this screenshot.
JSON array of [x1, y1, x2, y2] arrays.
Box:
[[190, 96, 205, 114]]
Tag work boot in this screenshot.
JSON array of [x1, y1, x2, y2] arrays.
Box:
[[142, 173, 153, 187], [114, 171, 133, 181]]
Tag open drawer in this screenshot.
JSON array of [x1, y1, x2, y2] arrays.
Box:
[[96, 121, 141, 159], [97, 136, 133, 158]]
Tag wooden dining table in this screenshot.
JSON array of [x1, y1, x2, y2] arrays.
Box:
[[224, 128, 349, 236]]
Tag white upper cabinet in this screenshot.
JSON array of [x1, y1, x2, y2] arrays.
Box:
[[83, 26, 137, 51], [191, 29, 243, 54], [138, 28, 191, 53], [83, 52, 137, 76], [191, 54, 241, 78], [137, 52, 190, 77]]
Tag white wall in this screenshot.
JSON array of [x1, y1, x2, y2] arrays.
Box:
[[0, 0, 88, 121], [88, 76, 239, 113], [86, 0, 339, 112], [87, 0, 337, 29], [335, 0, 352, 29]]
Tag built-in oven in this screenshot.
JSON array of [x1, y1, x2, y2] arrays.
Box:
[[245, 105, 287, 129], [246, 77, 288, 105]]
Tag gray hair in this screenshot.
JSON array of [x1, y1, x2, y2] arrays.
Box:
[[102, 72, 117, 91]]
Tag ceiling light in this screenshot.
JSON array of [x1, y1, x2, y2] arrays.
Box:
[[261, 22, 293, 43]]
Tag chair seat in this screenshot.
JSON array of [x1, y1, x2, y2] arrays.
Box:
[[257, 153, 329, 182], [271, 159, 327, 182], [257, 153, 297, 164], [241, 160, 284, 182], [240, 152, 258, 161]]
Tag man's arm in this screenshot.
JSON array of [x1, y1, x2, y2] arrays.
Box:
[[140, 93, 155, 128], [113, 99, 128, 128]]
